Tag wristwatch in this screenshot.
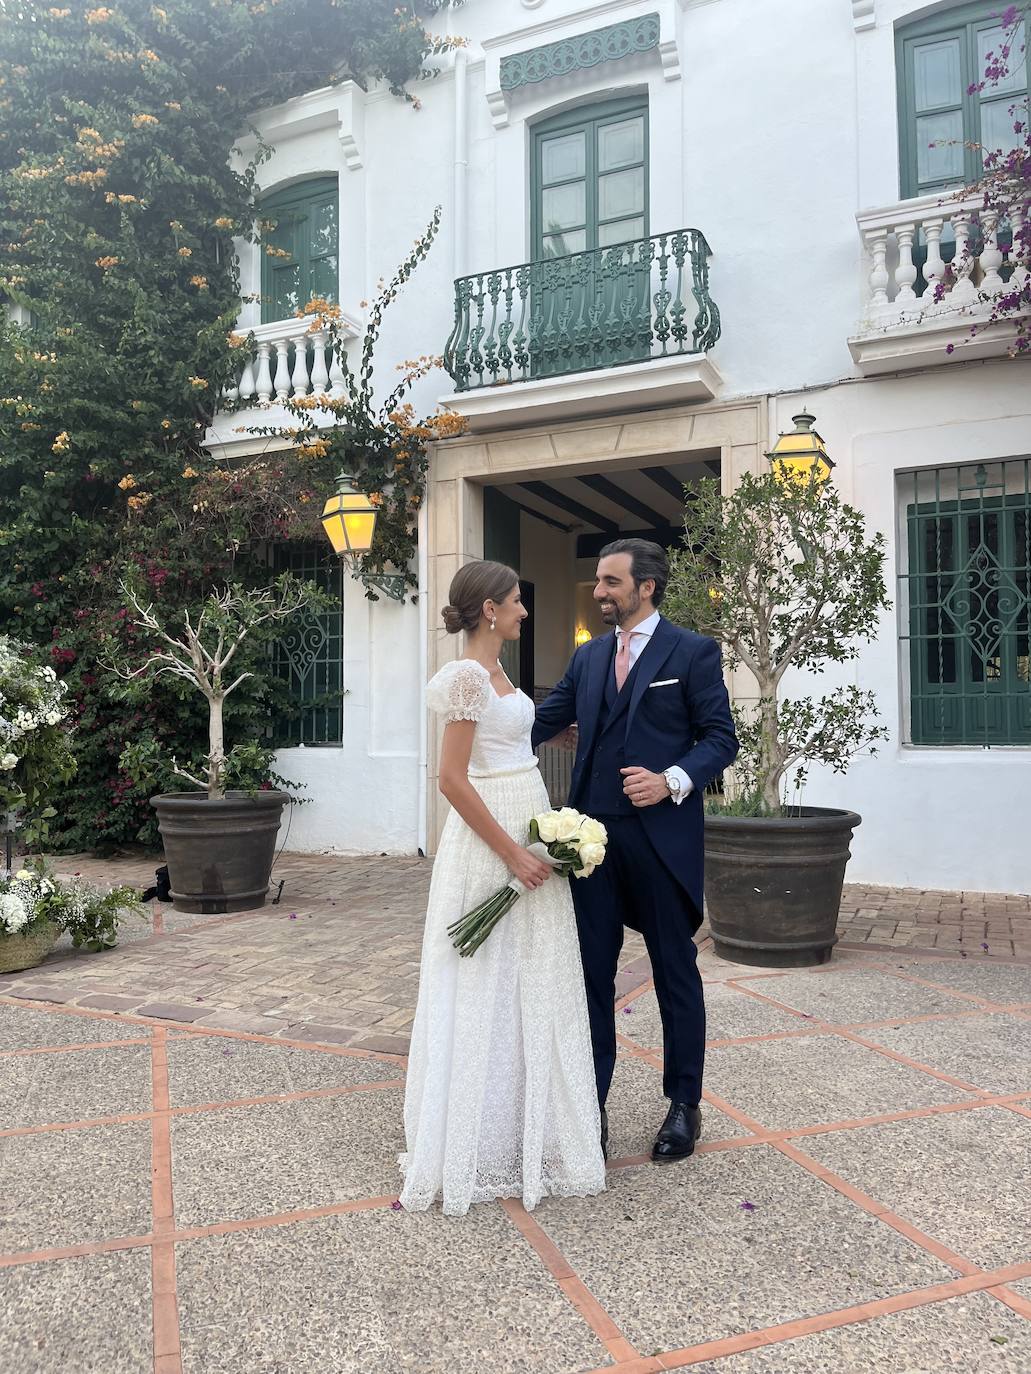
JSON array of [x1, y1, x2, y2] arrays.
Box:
[[662, 769, 681, 801]]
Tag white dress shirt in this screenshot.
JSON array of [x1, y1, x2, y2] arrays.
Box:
[[616, 611, 694, 804]]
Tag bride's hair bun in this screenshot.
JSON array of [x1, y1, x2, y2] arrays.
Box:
[[441, 604, 466, 635]]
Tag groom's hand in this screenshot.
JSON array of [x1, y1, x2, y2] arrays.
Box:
[[620, 766, 669, 808]]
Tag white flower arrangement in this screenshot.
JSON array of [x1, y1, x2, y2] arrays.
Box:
[[0, 636, 76, 850], [0, 869, 53, 935], [448, 809, 609, 956], [0, 865, 143, 950], [0, 639, 69, 760]]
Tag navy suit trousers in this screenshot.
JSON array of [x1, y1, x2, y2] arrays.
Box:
[[570, 813, 705, 1109]]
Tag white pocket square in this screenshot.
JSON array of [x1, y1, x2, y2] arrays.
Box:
[[649, 678, 679, 688]]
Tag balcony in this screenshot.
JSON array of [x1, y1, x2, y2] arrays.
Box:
[[849, 192, 1028, 375], [205, 311, 361, 462], [440, 229, 722, 430]]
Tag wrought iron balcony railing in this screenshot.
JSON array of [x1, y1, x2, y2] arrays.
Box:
[[443, 228, 719, 393]]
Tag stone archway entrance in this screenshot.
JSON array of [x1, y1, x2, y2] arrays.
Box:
[[424, 398, 765, 848]]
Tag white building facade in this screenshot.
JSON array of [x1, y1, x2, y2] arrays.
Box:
[[206, 0, 1031, 893]]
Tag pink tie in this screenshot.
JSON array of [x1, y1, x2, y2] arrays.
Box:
[[614, 631, 638, 692]]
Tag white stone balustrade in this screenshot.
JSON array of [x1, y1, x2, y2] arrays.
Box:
[[850, 192, 1028, 374], [223, 313, 361, 406], [856, 192, 1027, 327]]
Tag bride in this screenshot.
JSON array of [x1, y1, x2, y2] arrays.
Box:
[[399, 560, 606, 1215]]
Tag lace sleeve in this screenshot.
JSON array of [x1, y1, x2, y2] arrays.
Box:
[[426, 660, 492, 723]]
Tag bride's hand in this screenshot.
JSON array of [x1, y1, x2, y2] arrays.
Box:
[[508, 847, 553, 890]]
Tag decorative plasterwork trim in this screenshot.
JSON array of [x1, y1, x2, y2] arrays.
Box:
[[485, 1, 679, 128], [240, 81, 366, 172], [500, 13, 661, 91], [336, 83, 364, 171], [852, 1, 876, 31]]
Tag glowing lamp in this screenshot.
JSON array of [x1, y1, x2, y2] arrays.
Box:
[[320, 471, 378, 558], [765, 412, 835, 487], [574, 625, 592, 647]]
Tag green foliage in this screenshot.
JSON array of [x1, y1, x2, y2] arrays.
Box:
[[665, 470, 891, 814], [105, 575, 335, 798], [0, 0, 461, 849], [247, 210, 468, 600]]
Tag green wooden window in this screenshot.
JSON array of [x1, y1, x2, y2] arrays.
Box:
[[901, 461, 1031, 746], [531, 96, 648, 260], [269, 543, 344, 747], [260, 177, 339, 323], [527, 97, 650, 375], [897, 4, 1029, 199]]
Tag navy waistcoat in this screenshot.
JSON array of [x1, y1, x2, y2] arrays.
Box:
[[585, 650, 640, 818]]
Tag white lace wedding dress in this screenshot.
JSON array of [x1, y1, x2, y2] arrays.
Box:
[[399, 659, 605, 1216]]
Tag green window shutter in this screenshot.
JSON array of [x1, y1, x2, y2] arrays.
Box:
[[270, 542, 344, 747], [903, 461, 1031, 746], [528, 97, 650, 375], [531, 96, 648, 261], [260, 177, 339, 324], [897, 4, 1029, 199]]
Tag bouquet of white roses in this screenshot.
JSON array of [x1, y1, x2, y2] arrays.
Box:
[[448, 808, 607, 957]]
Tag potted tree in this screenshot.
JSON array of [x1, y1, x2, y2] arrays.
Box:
[[664, 424, 890, 966], [108, 576, 329, 914]]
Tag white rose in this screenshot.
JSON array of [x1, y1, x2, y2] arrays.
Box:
[[578, 842, 606, 869], [535, 811, 559, 844], [573, 863, 595, 880], [0, 753, 17, 771], [45, 710, 62, 726], [554, 807, 581, 842], [578, 817, 608, 846]]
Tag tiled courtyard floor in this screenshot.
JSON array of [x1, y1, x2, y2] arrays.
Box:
[[1, 853, 1029, 1372]]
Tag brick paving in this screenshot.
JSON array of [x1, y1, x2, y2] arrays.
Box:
[[839, 884, 1031, 958], [0, 853, 1026, 1053]]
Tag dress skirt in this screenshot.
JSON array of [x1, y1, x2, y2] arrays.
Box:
[[399, 763, 605, 1216]]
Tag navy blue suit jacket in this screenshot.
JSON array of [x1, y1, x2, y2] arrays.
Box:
[[531, 616, 739, 916]]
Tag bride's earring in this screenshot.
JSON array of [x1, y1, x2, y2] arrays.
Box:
[[489, 615, 497, 632]]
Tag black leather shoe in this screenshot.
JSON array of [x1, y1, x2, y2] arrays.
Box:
[[600, 1106, 609, 1161], [651, 1102, 701, 1164]]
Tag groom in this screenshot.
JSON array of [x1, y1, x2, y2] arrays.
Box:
[[532, 539, 738, 1163]]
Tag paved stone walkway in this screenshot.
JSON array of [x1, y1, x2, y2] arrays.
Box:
[[0, 853, 1027, 1053], [1, 854, 1029, 1372]]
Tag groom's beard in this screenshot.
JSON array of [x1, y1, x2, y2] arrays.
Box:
[[600, 588, 641, 627]]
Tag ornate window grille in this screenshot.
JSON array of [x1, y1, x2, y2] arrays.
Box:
[[899, 460, 1031, 746], [269, 543, 344, 747]]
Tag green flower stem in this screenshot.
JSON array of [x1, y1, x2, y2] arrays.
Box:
[[447, 857, 588, 957], [448, 886, 521, 957]]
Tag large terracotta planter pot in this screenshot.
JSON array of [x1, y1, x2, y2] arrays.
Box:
[[0, 918, 59, 973], [704, 807, 861, 968], [150, 791, 289, 915]]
